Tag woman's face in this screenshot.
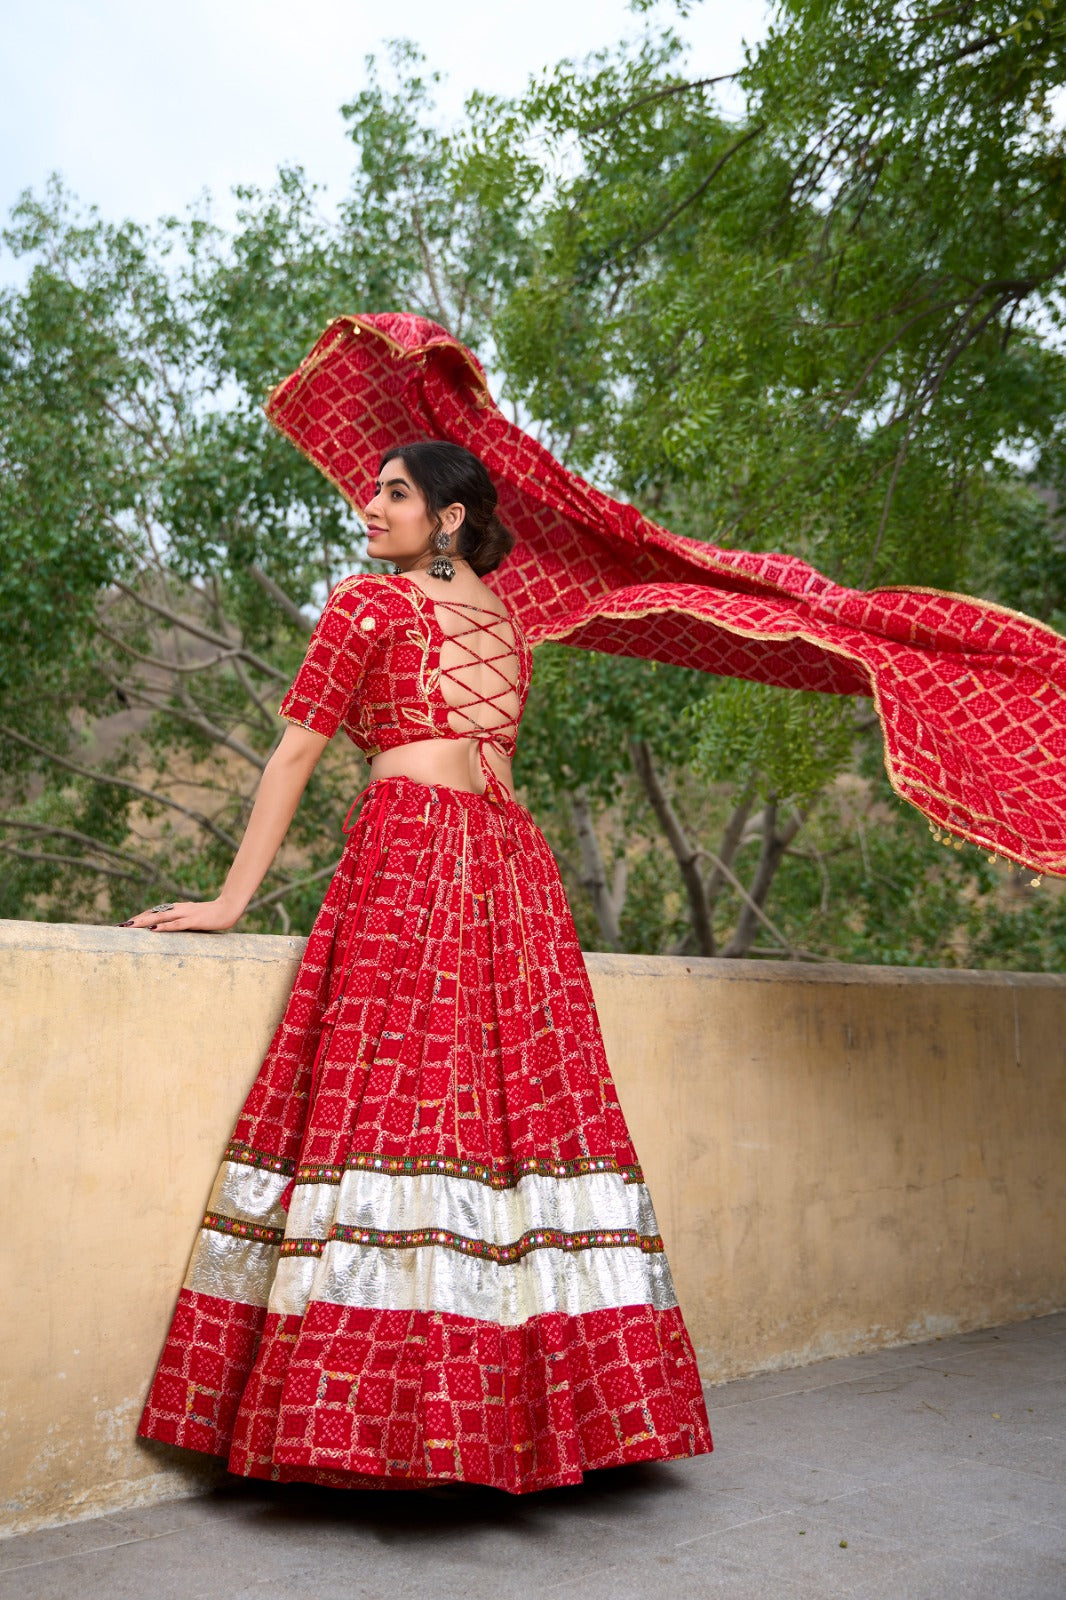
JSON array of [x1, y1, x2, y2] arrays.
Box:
[[363, 457, 462, 568]]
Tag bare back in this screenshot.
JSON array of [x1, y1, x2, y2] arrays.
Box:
[[369, 570, 525, 797]]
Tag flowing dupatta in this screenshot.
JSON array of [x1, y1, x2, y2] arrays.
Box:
[[266, 312, 1066, 878]]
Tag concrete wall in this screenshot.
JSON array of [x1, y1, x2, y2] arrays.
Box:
[[2, 920, 1064, 1534]]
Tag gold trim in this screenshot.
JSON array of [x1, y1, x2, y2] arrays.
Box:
[[871, 584, 1066, 646], [538, 598, 1066, 876], [261, 318, 1066, 876]]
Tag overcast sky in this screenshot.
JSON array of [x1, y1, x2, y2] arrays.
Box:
[[3, 0, 770, 270]]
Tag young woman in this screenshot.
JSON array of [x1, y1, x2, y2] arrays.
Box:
[[131, 439, 713, 1493]]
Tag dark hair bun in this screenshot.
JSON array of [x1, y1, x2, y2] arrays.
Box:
[[378, 440, 515, 575], [461, 512, 514, 576]]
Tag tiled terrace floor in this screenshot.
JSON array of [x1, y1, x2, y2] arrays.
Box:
[[2, 1313, 1064, 1599]]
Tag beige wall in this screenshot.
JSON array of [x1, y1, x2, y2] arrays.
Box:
[[2, 920, 1064, 1534]]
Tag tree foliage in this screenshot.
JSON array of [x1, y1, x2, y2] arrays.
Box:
[[476, 0, 1066, 959], [0, 50, 528, 930], [2, 8, 1065, 966]]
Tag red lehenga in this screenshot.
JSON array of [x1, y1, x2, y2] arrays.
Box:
[[141, 302, 1066, 1491], [138, 572, 713, 1492]]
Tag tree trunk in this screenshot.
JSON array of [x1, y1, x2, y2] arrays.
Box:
[[629, 738, 716, 956], [569, 787, 624, 949], [722, 796, 804, 957], [704, 780, 756, 912]]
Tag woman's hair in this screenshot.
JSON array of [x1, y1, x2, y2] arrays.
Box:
[[378, 440, 514, 575]]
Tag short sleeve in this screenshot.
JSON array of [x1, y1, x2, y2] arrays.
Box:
[[278, 577, 391, 738]]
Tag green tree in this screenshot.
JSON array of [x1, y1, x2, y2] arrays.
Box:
[[0, 49, 529, 929], [3, 13, 1065, 966], [474, 0, 1066, 958]]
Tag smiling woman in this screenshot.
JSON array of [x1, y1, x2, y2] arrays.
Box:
[[361, 444, 526, 797], [131, 437, 713, 1494]]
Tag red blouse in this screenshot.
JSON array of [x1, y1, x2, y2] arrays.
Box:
[[279, 572, 533, 776]]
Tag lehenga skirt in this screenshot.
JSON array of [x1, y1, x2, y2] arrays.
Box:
[[138, 774, 713, 1493]]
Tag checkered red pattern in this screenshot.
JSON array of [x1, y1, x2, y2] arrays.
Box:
[[137, 1289, 266, 1455], [138, 777, 713, 1491], [227, 778, 634, 1174], [275, 572, 531, 773], [265, 314, 1066, 875], [227, 1301, 707, 1491], [142, 1295, 706, 1492]]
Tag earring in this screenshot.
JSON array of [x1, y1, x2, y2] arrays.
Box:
[[427, 525, 456, 581]]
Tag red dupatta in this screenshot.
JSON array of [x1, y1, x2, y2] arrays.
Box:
[[266, 312, 1066, 878]]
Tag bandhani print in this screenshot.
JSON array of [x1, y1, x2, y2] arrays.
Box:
[[142, 307, 1065, 1493], [139, 588, 712, 1491], [266, 312, 1066, 878]]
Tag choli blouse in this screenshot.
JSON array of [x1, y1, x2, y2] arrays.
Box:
[[278, 572, 533, 774]]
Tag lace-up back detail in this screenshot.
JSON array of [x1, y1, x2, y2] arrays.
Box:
[[432, 597, 524, 752], [278, 573, 533, 787]]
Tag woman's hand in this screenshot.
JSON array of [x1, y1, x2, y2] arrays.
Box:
[[118, 897, 241, 934], [114, 726, 329, 936], [114, 728, 328, 937]]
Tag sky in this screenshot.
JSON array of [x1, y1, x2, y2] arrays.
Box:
[[2, 0, 770, 267]]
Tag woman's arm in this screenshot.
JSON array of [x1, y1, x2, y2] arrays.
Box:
[[120, 724, 330, 933]]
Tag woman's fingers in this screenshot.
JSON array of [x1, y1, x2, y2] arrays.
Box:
[[118, 902, 216, 932], [154, 910, 229, 932], [146, 910, 191, 931], [119, 906, 177, 928], [117, 897, 238, 932]]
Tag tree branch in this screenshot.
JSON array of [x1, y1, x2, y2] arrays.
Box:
[[0, 818, 183, 888], [693, 839, 826, 960], [0, 842, 143, 884], [246, 863, 337, 913], [110, 580, 289, 681], [704, 781, 756, 910], [617, 122, 765, 261], [859, 423, 916, 586], [93, 619, 246, 677], [0, 724, 240, 850], [630, 739, 715, 956], [233, 656, 286, 735], [407, 182, 451, 326], [248, 564, 314, 631], [857, 275, 1033, 584], [827, 297, 959, 423], [588, 73, 740, 133], [96, 667, 268, 772], [173, 682, 267, 771], [722, 797, 807, 958]]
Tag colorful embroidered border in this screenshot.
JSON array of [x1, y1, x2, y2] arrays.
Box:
[[224, 1139, 295, 1177], [279, 1225, 665, 1264], [292, 1151, 646, 1189], [202, 1211, 285, 1246]]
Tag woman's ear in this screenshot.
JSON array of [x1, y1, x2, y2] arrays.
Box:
[[442, 502, 466, 537]]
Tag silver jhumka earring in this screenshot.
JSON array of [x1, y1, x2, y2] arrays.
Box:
[[427, 525, 456, 581]]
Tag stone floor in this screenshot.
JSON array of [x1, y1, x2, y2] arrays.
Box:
[[2, 1313, 1064, 1600]]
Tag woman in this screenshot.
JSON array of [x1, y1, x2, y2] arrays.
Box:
[[132, 439, 713, 1493]]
